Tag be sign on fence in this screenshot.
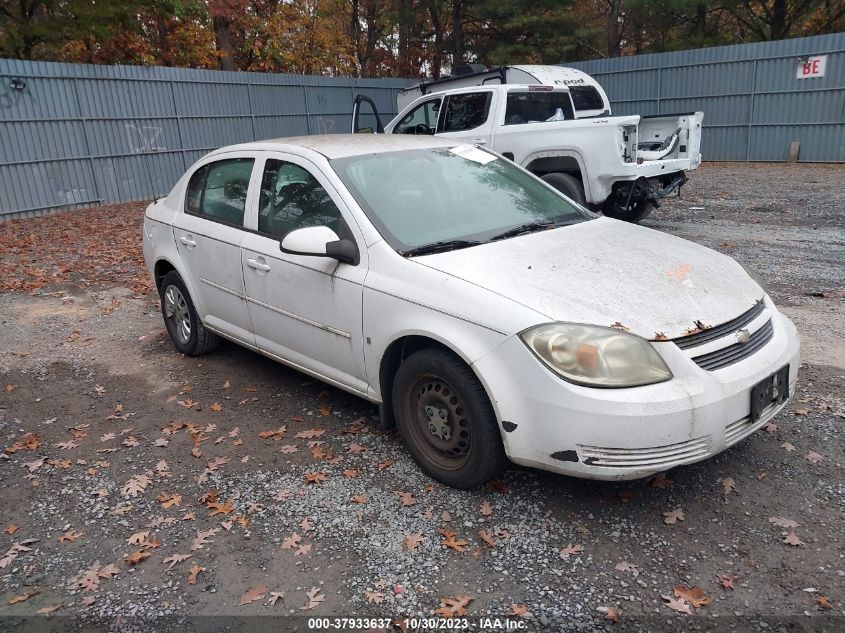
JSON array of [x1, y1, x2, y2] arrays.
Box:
[[796, 55, 827, 79]]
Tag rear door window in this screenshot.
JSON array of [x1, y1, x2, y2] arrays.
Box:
[[440, 92, 492, 132], [505, 92, 574, 124], [185, 158, 254, 226]]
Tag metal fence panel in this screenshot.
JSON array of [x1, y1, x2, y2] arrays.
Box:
[[568, 32, 845, 163], [0, 59, 411, 219]]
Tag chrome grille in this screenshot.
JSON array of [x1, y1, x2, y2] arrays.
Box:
[[673, 300, 765, 350], [578, 436, 711, 469], [691, 319, 774, 371]]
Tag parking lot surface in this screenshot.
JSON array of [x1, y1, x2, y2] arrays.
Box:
[[0, 162, 843, 631]]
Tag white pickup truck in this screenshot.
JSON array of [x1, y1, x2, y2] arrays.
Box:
[[353, 65, 703, 222]]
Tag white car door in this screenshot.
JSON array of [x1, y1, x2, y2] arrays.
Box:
[[172, 154, 259, 345], [435, 90, 497, 147], [240, 154, 368, 395]]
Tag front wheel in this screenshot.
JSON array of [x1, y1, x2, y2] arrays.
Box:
[[159, 271, 219, 356], [541, 172, 586, 206], [392, 348, 507, 489]]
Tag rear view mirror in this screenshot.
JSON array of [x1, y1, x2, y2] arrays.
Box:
[[280, 226, 359, 265]]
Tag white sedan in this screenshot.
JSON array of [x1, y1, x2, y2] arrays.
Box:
[[142, 134, 800, 489]]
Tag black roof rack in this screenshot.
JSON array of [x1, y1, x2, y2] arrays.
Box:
[[406, 66, 510, 97]]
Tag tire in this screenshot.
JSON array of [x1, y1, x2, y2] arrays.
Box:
[[159, 271, 219, 356], [602, 200, 655, 223], [392, 348, 507, 489], [541, 172, 586, 206]]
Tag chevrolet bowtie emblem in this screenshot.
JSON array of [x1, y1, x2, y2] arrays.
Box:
[[735, 328, 751, 344]]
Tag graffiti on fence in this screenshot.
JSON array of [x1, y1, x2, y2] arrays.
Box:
[[125, 123, 166, 153]]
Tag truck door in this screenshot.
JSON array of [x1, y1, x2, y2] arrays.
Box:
[[352, 94, 384, 134], [436, 90, 496, 147]]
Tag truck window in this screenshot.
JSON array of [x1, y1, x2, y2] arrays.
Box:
[[504, 92, 574, 124], [568, 86, 605, 112], [441, 92, 492, 132], [394, 98, 441, 135]]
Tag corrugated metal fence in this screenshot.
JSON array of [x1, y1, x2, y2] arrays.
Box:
[[568, 32, 845, 162], [0, 59, 411, 220]]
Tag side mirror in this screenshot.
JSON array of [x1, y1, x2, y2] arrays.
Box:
[[280, 226, 359, 265]]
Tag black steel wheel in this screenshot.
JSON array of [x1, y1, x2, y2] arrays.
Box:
[[392, 348, 506, 489]]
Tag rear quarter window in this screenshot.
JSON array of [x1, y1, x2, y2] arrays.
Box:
[[569, 86, 605, 112]]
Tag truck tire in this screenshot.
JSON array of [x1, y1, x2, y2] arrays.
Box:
[[603, 200, 655, 223], [541, 173, 586, 206]]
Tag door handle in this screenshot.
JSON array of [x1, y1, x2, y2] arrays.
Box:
[[246, 258, 271, 272], [471, 138, 487, 145], [179, 235, 197, 247]]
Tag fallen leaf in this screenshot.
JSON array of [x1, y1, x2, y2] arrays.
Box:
[[343, 468, 360, 479], [395, 491, 416, 507], [435, 595, 473, 617], [769, 517, 799, 529], [479, 501, 493, 516], [58, 531, 82, 543], [765, 421, 777, 434], [757, 471, 768, 481], [377, 458, 394, 471], [210, 403, 223, 412], [159, 494, 182, 509], [282, 533, 302, 549], [478, 529, 496, 547], [781, 442, 796, 452], [295, 543, 312, 557], [125, 550, 151, 565], [604, 606, 621, 623], [351, 495, 368, 504], [187, 564, 204, 584], [815, 596, 833, 610], [674, 585, 712, 608], [240, 584, 268, 605], [783, 530, 804, 546], [347, 442, 367, 454], [279, 444, 298, 454], [207, 499, 234, 516], [438, 528, 468, 552], [121, 472, 151, 497], [4, 524, 19, 535], [716, 573, 736, 590], [295, 429, 325, 439], [720, 477, 736, 495], [651, 473, 673, 488], [561, 543, 584, 556], [793, 408, 811, 416], [305, 471, 328, 484], [662, 594, 692, 614], [127, 531, 150, 545], [402, 532, 425, 550], [190, 528, 220, 551], [507, 604, 530, 617], [300, 587, 325, 611], [163, 553, 192, 570], [36, 604, 62, 615], [8, 589, 39, 604], [364, 590, 384, 604], [804, 451, 824, 464], [615, 562, 638, 575], [663, 508, 685, 524]]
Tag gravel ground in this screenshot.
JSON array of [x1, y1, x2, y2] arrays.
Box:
[[0, 162, 843, 632]]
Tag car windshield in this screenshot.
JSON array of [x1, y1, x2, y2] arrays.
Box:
[[331, 146, 591, 255]]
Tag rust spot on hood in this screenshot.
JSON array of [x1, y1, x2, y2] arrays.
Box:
[[653, 331, 670, 341], [683, 320, 712, 336], [667, 263, 693, 280], [610, 322, 632, 333]]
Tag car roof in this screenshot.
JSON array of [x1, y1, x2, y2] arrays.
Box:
[[209, 134, 460, 160]]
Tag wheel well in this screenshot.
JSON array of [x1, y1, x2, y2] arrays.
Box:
[[378, 336, 461, 431], [525, 155, 582, 179], [153, 260, 176, 290]]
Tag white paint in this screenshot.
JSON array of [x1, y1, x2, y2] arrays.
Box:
[[144, 135, 801, 483]]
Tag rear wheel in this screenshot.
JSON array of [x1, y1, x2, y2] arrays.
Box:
[[541, 172, 586, 206], [160, 271, 219, 356], [392, 348, 507, 489]]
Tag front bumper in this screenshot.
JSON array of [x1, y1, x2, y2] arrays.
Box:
[[471, 305, 800, 480]]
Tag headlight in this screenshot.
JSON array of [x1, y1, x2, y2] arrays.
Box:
[[521, 323, 672, 388], [740, 262, 768, 294]]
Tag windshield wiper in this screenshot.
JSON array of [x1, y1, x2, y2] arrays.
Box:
[[399, 239, 482, 257], [489, 220, 565, 242]]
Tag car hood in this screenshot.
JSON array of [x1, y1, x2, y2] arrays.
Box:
[[414, 217, 764, 340]]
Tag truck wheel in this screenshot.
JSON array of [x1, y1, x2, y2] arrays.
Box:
[[541, 173, 586, 206], [603, 200, 655, 223]]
